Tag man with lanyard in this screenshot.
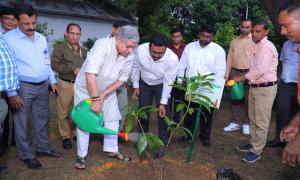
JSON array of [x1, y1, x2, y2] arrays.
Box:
[[168, 28, 186, 127], [131, 34, 179, 157], [0, 35, 19, 176], [4, 3, 61, 169], [51, 23, 87, 149], [0, 7, 17, 157]]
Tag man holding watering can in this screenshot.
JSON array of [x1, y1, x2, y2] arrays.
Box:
[[234, 20, 278, 163], [73, 26, 139, 170]]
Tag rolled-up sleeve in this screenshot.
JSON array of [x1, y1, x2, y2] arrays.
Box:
[[161, 56, 179, 104], [84, 39, 106, 75]]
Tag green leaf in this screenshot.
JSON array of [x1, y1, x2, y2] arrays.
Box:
[[145, 133, 165, 153], [138, 111, 148, 120], [190, 83, 199, 91], [172, 83, 187, 92], [137, 134, 148, 155], [181, 127, 193, 138], [125, 112, 136, 133], [176, 103, 186, 112], [188, 107, 194, 115]]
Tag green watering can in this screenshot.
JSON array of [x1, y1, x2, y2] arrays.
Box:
[[227, 80, 245, 100], [70, 99, 128, 141]]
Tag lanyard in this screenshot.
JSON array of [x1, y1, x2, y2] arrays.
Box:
[[67, 43, 82, 58]]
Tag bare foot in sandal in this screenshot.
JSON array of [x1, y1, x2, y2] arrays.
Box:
[[108, 151, 131, 161]]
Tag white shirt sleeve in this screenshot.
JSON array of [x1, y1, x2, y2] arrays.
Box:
[[131, 49, 141, 88], [161, 55, 180, 105], [177, 46, 189, 83], [214, 47, 226, 80], [84, 39, 106, 75]]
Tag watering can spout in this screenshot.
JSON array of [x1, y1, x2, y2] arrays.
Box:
[[71, 99, 128, 142]]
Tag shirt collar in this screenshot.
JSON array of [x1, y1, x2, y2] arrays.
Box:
[[256, 36, 268, 45], [239, 33, 252, 39], [170, 42, 185, 48], [197, 40, 213, 48], [15, 27, 41, 40]]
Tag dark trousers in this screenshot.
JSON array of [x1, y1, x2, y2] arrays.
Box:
[[184, 102, 214, 142], [0, 96, 15, 148], [170, 85, 186, 123], [275, 81, 298, 140], [139, 80, 170, 144]]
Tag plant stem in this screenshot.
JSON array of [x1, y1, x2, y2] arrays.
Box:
[[159, 100, 192, 180]]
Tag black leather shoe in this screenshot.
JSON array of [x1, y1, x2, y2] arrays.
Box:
[[266, 139, 285, 147], [0, 166, 8, 176], [62, 138, 72, 149], [36, 150, 62, 158], [0, 146, 8, 157], [22, 158, 42, 169], [177, 136, 192, 142], [202, 140, 211, 147]]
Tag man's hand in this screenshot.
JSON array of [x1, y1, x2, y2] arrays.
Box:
[[232, 75, 245, 82], [282, 134, 300, 167], [159, 104, 166, 118], [90, 91, 106, 114], [8, 95, 23, 111], [132, 88, 139, 102], [49, 83, 58, 96], [281, 125, 299, 142], [73, 68, 80, 75]]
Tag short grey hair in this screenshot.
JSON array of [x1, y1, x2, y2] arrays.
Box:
[[116, 25, 140, 43]]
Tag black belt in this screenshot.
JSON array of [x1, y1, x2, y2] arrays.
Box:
[[232, 68, 249, 73], [250, 81, 277, 88], [286, 82, 297, 87], [59, 77, 75, 83], [21, 80, 46, 86]]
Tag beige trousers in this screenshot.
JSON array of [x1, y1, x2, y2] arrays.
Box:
[[56, 79, 75, 139], [248, 85, 277, 155]]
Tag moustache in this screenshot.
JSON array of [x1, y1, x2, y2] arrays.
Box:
[[200, 40, 211, 45], [27, 29, 36, 32]]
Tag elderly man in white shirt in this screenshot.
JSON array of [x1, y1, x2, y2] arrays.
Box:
[[73, 26, 139, 170], [131, 34, 179, 157], [177, 25, 226, 147]]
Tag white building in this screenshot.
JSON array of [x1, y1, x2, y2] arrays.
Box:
[[0, 0, 132, 51]]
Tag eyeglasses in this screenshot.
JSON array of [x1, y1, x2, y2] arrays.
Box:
[[68, 32, 81, 36]]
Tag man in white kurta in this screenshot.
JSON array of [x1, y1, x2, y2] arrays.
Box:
[[73, 26, 139, 169]]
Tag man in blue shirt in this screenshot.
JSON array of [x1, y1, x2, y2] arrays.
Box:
[[4, 3, 62, 169], [266, 40, 299, 147], [0, 35, 18, 176], [0, 7, 18, 157]]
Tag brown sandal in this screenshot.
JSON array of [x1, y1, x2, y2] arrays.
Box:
[[108, 151, 131, 161]]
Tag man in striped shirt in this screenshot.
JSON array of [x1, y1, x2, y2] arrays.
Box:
[[0, 35, 19, 176]]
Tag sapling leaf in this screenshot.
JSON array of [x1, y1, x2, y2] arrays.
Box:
[[176, 103, 186, 112], [137, 134, 148, 155], [188, 107, 195, 115]]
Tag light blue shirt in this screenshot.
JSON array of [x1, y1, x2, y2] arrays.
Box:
[[0, 26, 4, 36], [3, 27, 56, 92], [280, 40, 299, 83]]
